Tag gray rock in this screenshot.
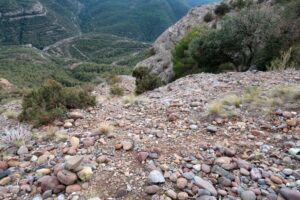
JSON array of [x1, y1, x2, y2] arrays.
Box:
[[211, 165, 235, 180], [148, 170, 165, 184], [145, 185, 160, 194], [17, 146, 28, 155], [250, 168, 262, 181], [183, 171, 195, 180], [207, 125, 217, 133], [282, 168, 293, 176], [196, 195, 217, 200], [65, 156, 83, 171], [32, 195, 43, 200], [194, 176, 217, 196], [241, 190, 256, 200], [280, 188, 300, 200]]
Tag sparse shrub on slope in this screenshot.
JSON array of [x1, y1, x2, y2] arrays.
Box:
[[203, 12, 214, 22], [214, 3, 230, 16], [110, 84, 124, 96], [133, 67, 163, 94], [19, 80, 96, 126]]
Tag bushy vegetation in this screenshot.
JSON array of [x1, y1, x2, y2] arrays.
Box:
[[172, 0, 300, 77], [133, 67, 163, 94], [203, 12, 214, 22], [171, 25, 208, 78], [214, 3, 230, 16], [19, 80, 96, 126], [110, 84, 124, 96]]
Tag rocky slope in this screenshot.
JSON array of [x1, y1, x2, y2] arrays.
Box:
[[0, 70, 300, 199], [135, 3, 218, 83]]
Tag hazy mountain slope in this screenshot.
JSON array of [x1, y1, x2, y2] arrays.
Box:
[[0, 0, 82, 48], [77, 0, 190, 41], [0, 0, 219, 48]]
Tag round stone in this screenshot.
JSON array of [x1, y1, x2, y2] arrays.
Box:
[[178, 192, 189, 200], [177, 178, 188, 189], [241, 190, 256, 200]]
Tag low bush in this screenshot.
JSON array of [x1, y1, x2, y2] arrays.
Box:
[[19, 80, 96, 126], [214, 3, 230, 16], [203, 12, 214, 22], [110, 84, 124, 96], [133, 67, 163, 94]]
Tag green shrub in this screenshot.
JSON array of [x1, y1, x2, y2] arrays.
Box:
[[19, 80, 96, 126], [110, 84, 124, 96], [203, 12, 214, 22], [171, 25, 208, 78], [214, 3, 230, 16], [133, 67, 163, 94]]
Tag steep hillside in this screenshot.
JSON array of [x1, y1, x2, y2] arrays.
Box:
[[0, 0, 219, 48], [0, 0, 82, 48], [135, 3, 218, 83], [78, 0, 198, 41], [0, 45, 79, 87], [44, 33, 150, 66]]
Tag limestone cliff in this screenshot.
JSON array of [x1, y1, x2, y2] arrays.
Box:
[[135, 4, 218, 83]]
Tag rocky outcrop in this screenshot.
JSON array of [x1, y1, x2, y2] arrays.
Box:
[[135, 4, 218, 83]]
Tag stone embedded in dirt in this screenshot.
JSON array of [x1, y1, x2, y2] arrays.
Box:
[[64, 122, 73, 129], [0, 171, 10, 179], [235, 158, 252, 170], [176, 178, 188, 189], [287, 118, 298, 127], [122, 140, 134, 151], [251, 168, 262, 181], [17, 145, 29, 155], [207, 125, 217, 133], [202, 164, 211, 173], [97, 155, 109, 164], [240, 168, 250, 176], [148, 170, 165, 184], [145, 185, 160, 194], [282, 111, 293, 118], [38, 176, 60, 192], [36, 168, 51, 175], [280, 188, 300, 200], [57, 170, 77, 185], [166, 189, 177, 199], [270, 175, 283, 184], [66, 184, 81, 193], [241, 190, 256, 200], [0, 177, 11, 186], [194, 176, 217, 196], [168, 113, 178, 122], [65, 156, 83, 171], [197, 195, 216, 200], [70, 136, 80, 148], [224, 148, 236, 157], [177, 192, 189, 200], [0, 161, 8, 170], [137, 152, 149, 162], [77, 167, 93, 182], [69, 111, 84, 119], [282, 168, 293, 175], [214, 157, 232, 165]]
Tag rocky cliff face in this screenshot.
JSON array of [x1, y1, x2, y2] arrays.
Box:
[[135, 4, 218, 83]]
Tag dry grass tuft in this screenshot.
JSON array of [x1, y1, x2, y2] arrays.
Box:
[[98, 122, 114, 135]]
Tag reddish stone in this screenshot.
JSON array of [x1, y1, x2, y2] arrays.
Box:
[[66, 184, 81, 193], [0, 161, 8, 170]]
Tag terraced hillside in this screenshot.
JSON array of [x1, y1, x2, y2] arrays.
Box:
[[44, 33, 151, 66]]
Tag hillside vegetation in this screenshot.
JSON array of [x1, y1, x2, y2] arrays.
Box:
[[44, 33, 150, 66], [0, 0, 218, 48], [0, 44, 144, 87], [171, 0, 300, 78]]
